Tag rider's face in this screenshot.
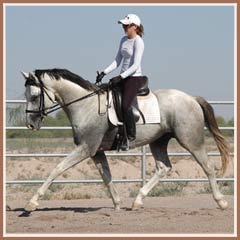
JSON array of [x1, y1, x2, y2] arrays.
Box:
[[122, 24, 137, 38]]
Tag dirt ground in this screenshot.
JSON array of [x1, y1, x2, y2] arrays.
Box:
[[6, 194, 234, 234], [5, 137, 235, 235]]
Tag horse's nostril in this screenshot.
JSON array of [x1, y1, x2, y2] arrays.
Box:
[[27, 124, 34, 130]]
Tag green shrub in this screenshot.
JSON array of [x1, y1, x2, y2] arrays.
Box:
[[130, 182, 188, 197], [198, 181, 234, 195]]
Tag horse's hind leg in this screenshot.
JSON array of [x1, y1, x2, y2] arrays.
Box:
[[92, 151, 121, 210], [175, 126, 228, 209], [132, 134, 172, 210], [189, 145, 228, 209]]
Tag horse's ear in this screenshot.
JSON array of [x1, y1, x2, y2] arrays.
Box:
[[21, 71, 30, 79]]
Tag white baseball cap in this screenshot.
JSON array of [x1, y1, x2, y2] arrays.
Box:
[[118, 14, 141, 27]]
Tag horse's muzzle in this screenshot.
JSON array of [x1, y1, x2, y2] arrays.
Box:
[[27, 124, 36, 131], [26, 119, 41, 131]]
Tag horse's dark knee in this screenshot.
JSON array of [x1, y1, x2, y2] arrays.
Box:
[[150, 133, 173, 169], [73, 137, 80, 145]]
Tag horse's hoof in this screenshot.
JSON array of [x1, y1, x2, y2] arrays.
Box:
[[6, 205, 11, 211], [131, 201, 143, 211], [19, 211, 31, 217], [114, 204, 120, 211], [24, 201, 39, 212], [218, 199, 228, 210]]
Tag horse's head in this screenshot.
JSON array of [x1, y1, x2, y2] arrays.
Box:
[[21, 71, 56, 131]]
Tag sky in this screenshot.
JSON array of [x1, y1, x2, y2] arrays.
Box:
[[5, 4, 235, 119]]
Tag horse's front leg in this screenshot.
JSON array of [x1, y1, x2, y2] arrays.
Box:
[[92, 151, 121, 210], [24, 144, 90, 212]]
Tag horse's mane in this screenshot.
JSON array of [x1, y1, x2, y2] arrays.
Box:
[[34, 68, 100, 92]]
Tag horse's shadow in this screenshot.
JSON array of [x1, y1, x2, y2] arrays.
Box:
[[9, 206, 108, 217]]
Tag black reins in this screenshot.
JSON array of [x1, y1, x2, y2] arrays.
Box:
[[25, 79, 109, 117]]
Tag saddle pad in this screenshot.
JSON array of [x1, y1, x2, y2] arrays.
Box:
[[108, 91, 161, 126]]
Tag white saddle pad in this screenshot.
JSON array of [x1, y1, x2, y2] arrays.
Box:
[[108, 91, 161, 126]]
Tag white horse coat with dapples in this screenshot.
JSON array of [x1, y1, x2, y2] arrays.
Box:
[[21, 69, 229, 212]]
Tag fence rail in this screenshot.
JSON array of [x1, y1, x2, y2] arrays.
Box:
[[6, 152, 234, 158], [6, 178, 235, 185], [5, 100, 235, 104], [6, 126, 234, 130], [5, 100, 234, 186]]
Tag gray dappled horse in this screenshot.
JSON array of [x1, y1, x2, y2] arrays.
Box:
[[22, 68, 229, 212]]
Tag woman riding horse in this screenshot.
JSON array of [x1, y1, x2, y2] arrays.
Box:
[[96, 14, 146, 150]]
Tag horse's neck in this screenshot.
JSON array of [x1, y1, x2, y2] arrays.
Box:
[[53, 79, 88, 105], [52, 78, 108, 129]]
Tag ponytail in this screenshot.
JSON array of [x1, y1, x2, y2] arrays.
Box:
[[136, 24, 144, 37]]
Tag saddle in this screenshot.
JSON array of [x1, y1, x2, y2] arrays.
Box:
[[112, 76, 150, 124], [98, 77, 160, 151]]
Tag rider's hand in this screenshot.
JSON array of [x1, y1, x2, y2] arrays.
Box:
[[96, 71, 105, 84], [109, 75, 123, 86]]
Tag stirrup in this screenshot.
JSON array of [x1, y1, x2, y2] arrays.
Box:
[[129, 139, 136, 149], [120, 138, 129, 151], [120, 138, 136, 151]]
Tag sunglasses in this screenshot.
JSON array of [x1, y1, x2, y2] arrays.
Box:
[[122, 24, 134, 29]]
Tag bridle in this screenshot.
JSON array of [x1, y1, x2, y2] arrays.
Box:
[[25, 78, 109, 118], [25, 78, 49, 119]]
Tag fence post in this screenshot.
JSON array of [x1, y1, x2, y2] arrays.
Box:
[[141, 146, 147, 187]]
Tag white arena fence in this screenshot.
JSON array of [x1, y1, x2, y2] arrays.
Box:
[[5, 100, 234, 186]]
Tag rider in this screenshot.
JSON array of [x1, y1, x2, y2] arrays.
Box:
[[96, 14, 146, 150]]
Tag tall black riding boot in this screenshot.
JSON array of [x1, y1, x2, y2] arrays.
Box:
[[125, 107, 136, 141], [120, 108, 136, 151]]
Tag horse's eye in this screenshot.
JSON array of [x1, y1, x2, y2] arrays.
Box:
[[31, 96, 38, 102]]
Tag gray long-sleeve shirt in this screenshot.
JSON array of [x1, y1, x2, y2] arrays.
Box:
[[103, 35, 144, 79]]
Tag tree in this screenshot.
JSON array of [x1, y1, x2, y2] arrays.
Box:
[[6, 108, 72, 138]]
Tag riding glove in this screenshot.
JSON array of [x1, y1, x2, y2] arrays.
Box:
[[96, 71, 105, 83]]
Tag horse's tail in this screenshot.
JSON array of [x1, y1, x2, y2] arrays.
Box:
[[195, 96, 229, 176]]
